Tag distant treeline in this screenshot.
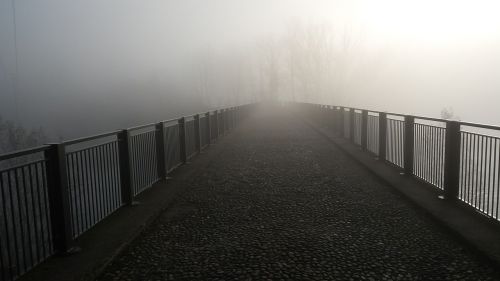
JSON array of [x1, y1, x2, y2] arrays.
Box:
[[0, 115, 47, 154]]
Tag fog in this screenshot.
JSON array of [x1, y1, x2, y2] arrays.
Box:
[[1, 0, 500, 142]]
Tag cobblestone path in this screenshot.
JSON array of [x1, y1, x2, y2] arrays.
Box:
[[100, 108, 500, 281]]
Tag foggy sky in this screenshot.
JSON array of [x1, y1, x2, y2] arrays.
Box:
[[1, 0, 500, 139]]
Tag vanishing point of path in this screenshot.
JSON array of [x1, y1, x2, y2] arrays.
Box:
[[100, 107, 500, 281]]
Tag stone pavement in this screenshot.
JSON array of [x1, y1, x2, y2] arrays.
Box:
[[99, 107, 500, 281]]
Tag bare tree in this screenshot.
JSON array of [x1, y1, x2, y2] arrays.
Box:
[[256, 37, 282, 101], [0, 116, 48, 154], [187, 20, 362, 107], [441, 107, 459, 120], [280, 21, 360, 104]]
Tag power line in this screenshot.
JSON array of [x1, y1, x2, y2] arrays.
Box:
[[11, 0, 19, 122]]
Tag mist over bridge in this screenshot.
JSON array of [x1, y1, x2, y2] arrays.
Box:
[[3, 103, 500, 281]]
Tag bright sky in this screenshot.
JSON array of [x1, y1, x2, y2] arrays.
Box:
[[3, 0, 500, 59], [351, 0, 500, 44], [1, 0, 500, 124]]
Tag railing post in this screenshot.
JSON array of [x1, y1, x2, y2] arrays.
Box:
[[225, 109, 229, 131], [404, 116, 415, 175], [206, 111, 211, 144], [214, 110, 219, 139], [45, 143, 77, 253], [222, 109, 227, 134], [328, 106, 333, 128], [325, 106, 335, 129], [350, 108, 355, 143], [379, 112, 387, 161], [118, 129, 134, 205], [236, 107, 239, 125], [235, 107, 240, 126], [444, 121, 461, 199], [361, 110, 368, 151], [332, 107, 338, 134], [320, 105, 323, 124], [229, 108, 233, 129], [219, 109, 223, 135], [233, 108, 237, 127], [325, 106, 330, 129], [328, 106, 332, 127], [178, 117, 187, 163], [320, 105, 325, 126], [319, 105, 322, 124], [194, 114, 201, 153], [323, 106, 328, 126], [224, 108, 230, 133], [155, 122, 166, 180], [232, 108, 236, 129], [339, 107, 345, 137], [229, 108, 233, 130]]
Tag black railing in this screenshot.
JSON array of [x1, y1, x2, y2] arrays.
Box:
[[366, 112, 379, 155], [386, 115, 405, 168], [0, 147, 53, 280], [459, 128, 500, 217], [65, 137, 122, 237], [414, 121, 446, 189], [0, 104, 256, 281], [301, 103, 500, 223]]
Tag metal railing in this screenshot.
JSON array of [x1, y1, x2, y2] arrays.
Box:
[[0, 146, 53, 281], [366, 112, 379, 155], [302, 103, 500, 223], [0, 104, 255, 281]]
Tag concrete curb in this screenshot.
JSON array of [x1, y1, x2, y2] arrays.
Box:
[[18, 130, 238, 281], [303, 118, 500, 267]]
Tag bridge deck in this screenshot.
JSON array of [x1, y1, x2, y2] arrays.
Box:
[[100, 107, 499, 280]]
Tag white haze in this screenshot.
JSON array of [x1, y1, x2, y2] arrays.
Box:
[[1, 0, 500, 140]]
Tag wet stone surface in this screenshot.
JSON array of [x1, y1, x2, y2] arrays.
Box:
[[99, 109, 500, 281]]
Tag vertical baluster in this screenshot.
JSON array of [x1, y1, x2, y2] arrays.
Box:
[[20, 167, 35, 267], [206, 112, 211, 146], [488, 137, 494, 214], [379, 113, 387, 161], [118, 130, 134, 205], [349, 108, 356, 143], [156, 122, 166, 181], [178, 117, 188, 164], [0, 171, 14, 280], [194, 114, 201, 154]]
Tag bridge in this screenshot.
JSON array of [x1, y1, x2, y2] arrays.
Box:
[[1, 103, 500, 280]]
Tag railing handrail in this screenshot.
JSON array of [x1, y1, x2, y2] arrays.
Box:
[[0, 105, 254, 161], [63, 131, 121, 146], [0, 102, 258, 281], [0, 145, 51, 161], [300, 101, 500, 225], [459, 121, 500, 131], [160, 117, 180, 124], [306, 102, 500, 131], [126, 122, 158, 131]]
